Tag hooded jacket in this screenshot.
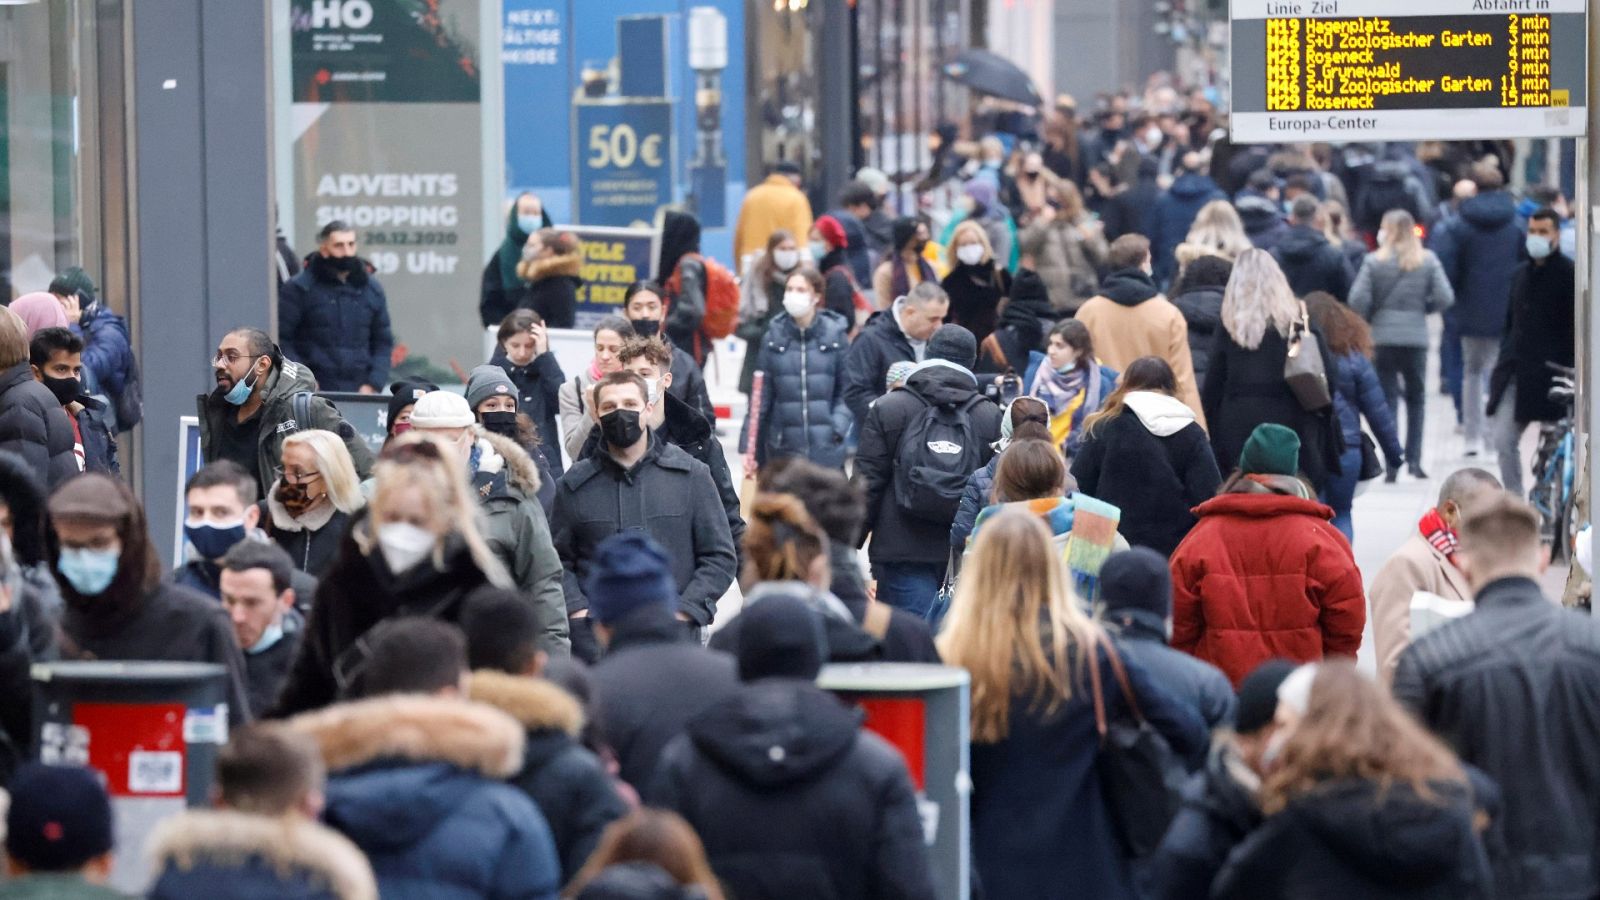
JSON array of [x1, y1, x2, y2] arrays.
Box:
[[467, 670, 628, 885], [709, 582, 886, 663], [1171, 285, 1224, 390], [489, 346, 565, 476], [147, 809, 378, 900], [279, 257, 394, 392], [0, 361, 78, 489], [1211, 779, 1492, 900], [1169, 490, 1366, 687], [1151, 173, 1225, 283], [841, 309, 918, 426], [978, 268, 1052, 374], [1432, 191, 1523, 337], [1074, 270, 1206, 422], [516, 249, 583, 329], [854, 362, 1002, 565], [471, 428, 570, 654], [1236, 194, 1289, 252], [1105, 607, 1236, 732], [289, 695, 561, 900], [747, 308, 853, 469], [73, 302, 136, 430], [197, 358, 376, 493], [649, 679, 938, 900], [1150, 741, 1264, 900], [1272, 224, 1355, 302], [1072, 392, 1221, 558]]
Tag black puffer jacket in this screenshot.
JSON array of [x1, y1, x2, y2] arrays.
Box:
[[1272, 224, 1354, 302], [490, 347, 565, 476], [1172, 287, 1224, 390], [841, 310, 917, 426], [0, 361, 77, 489], [649, 679, 938, 900], [748, 309, 852, 469]]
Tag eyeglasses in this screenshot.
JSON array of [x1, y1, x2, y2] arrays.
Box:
[[213, 350, 249, 365], [282, 470, 323, 485]]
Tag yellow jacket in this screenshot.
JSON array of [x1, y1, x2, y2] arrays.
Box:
[[734, 175, 814, 263]]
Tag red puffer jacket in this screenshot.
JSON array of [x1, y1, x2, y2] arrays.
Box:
[[1169, 492, 1365, 687]]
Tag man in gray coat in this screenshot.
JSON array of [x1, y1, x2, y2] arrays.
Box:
[[552, 371, 737, 660]]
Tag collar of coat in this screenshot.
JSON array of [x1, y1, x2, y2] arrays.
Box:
[[286, 694, 524, 779], [472, 427, 541, 497], [1192, 491, 1334, 521], [465, 669, 583, 737], [566, 432, 693, 489], [517, 249, 583, 283], [265, 488, 341, 533], [148, 809, 377, 900]]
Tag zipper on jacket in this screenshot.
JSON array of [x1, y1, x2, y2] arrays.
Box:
[[798, 325, 811, 447]]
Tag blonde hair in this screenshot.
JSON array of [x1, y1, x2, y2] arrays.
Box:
[[937, 509, 1101, 743], [1050, 178, 1087, 221], [1375, 209, 1426, 271], [1185, 200, 1253, 260], [1221, 248, 1300, 350], [361, 432, 511, 587], [0, 306, 27, 369], [946, 220, 995, 268], [280, 430, 366, 514]]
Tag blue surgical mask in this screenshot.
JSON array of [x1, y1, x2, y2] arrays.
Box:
[[184, 520, 246, 561], [517, 214, 542, 234], [58, 547, 121, 596], [248, 620, 285, 655], [222, 361, 261, 406], [1525, 234, 1554, 259]]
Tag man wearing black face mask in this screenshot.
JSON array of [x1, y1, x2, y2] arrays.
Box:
[[278, 220, 394, 394], [551, 371, 736, 660], [172, 460, 318, 608], [28, 327, 117, 474], [621, 281, 715, 424]]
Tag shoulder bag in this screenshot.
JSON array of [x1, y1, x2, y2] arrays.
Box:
[[1284, 301, 1333, 411], [1089, 632, 1184, 858]]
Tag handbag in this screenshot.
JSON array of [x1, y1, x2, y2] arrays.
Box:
[[1284, 302, 1333, 412], [1358, 432, 1382, 481], [1089, 633, 1184, 858], [928, 547, 959, 632]]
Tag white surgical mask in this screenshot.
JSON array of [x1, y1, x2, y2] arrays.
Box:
[[1144, 126, 1164, 147], [956, 244, 986, 266], [783, 291, 814, 319], [377, 522, 436, 574], [772, 248, 800, 271], [1525, 234, 1554, 259], [643, 376, 661, 405]]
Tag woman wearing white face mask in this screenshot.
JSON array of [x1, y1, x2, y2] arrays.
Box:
[[271, 432, 513, 716], [743, 267, 854, 470], [737, 230, 802, 396], [940, 221, 1011, 348]]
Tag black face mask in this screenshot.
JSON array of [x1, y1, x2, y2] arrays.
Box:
[[631, 318, 661, 339], [480, 411, 519, 438], [42, 375, 81, 406], [599, 408, 645, 449]]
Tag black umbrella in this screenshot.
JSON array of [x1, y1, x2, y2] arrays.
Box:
[[942, 49, 1042, 107]]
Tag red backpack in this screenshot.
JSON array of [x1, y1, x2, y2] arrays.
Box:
[[668, 252, 740, 338]]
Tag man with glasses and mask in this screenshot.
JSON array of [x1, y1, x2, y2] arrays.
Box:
[[278, 220, 394, 394], [551, 371, 736, 660], [199, 327, 374, 495]]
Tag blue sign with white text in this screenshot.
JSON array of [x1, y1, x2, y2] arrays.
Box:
[[573, 100, 674, 227]]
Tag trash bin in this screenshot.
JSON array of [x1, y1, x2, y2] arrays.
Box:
[[31, 661, 230, 894], [819, 662, 970, 900]]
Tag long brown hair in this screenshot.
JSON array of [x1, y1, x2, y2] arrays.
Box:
[[565, 809, 726, 899], [937, 509, 1101, 743], [1260, 662, 1465, 816], [1305, 291, 1373, 358], [1083, 356, 1178, 437], [991, 439, 1067, 504], [741, 492, 829, 589]]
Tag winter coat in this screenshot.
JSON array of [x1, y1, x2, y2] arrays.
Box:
[[1201, 327, 1341, 490], [468, 670, 628, 885], [650, 679, 938, 900], [73, 399, 118, 474], [1017, 212, 1107, 314], [516, 250, 582, 328], [1271, 224, 1355, 302], [663, 257, 707, 362], [1349, 252, 1454, 348], [472, 428, 570, 654], [1369, 532, 1472, 687], [238, 610, 303, 718], [842, 309, 917, 426], [289, 695, 561, 900], [950, 454, 1000, 550], [1432, 191, 1523, 338], [489, 347, 565, 475], [0, 362, 77, 489], [589, 604, 741, 793], [147, 809, 378, 900], [854, 363, 1003, 565], [197, 358, 376, 493], [666, 342, 716, 426], [1149, 741, 1264, 900], [1329, 349, 1404, 470], [1106, 611, 1236, 730], [1489, 252, 1576, 423], [0, 877, 122, 900], [826, 544, 942, 664], [278, 257, 394, 392], [558, 370, 599, 462], [736, 255, 787, 396], [263, 494, 354, 579], [479, 254, 532, 329], [73, 302, 135, 428], [1151, 174, 1226, 283], [709, 583, 889, 664], [734, 175, 814, 263], [1236, 194, 1288, 252], [970, 637, 1208, 900], [0, 597, 39, 777], [1211, 778, 1492, 900], [270, 513, 503, 716], [977, 268, 1052, 375], [1172, 286, 1224, 390], [1073, 270, 1206, 422], [747, 308, 853, 469], [1071, 393, 1221, 558], [552, 435, 737, 626], [1170, 491, 1366, 687], [941, 263, 1010, 347]]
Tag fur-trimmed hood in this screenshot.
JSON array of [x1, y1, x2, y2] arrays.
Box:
[[472, 426, 541, 496], [287, 694, 525, 779], [148, 810, 377, 900], [517, 249, 583, 284], [466, 669, 584, 737]]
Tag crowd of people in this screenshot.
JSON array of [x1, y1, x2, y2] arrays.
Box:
[[0, 75, 1593, 900]]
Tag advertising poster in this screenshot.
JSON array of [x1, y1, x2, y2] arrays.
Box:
[[288, 0, 487, 383], [501, 0, 745, 265], [568, 225, 659, 326]]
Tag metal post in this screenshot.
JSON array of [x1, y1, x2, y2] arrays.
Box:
[[1585, 6, 1598, 555]]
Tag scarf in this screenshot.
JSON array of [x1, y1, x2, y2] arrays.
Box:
[[586, 358, 608, 382], [1419, 509, 1460, 567], [890, 252, 937, 300], [967, 494, 1122, 604], [1031, 364, 1104, 452], [1230, 473, 1313, 500]]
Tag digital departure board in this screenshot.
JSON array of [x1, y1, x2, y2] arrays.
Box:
[[1230, 0, 1587, 142]]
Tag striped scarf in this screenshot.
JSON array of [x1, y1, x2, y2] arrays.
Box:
[[1419, 509, 1460, 567]]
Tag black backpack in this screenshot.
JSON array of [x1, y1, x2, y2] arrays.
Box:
[[113, 356, 144, 431], [1354, 163, 1421, 235], [892, 390, 985, 523]]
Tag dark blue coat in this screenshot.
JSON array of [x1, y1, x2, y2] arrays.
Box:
[[1329, 349, 1403, 469], [1105, 614, 1235, 731], [1149, 742, 1263, 900], [951, 454, 999, 549], [490, 347, 566, 476], [1272, 224, 1355, 302], [148, 810, 376, 900], [1431, 191, 1522, 338], [1151, 174, 1225, 283], [747, 309, 852, 469], [279, 259, 394, 392], [73, 303, 135, 428]]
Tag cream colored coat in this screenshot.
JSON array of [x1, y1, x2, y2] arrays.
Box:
[[1073, 293, 1206, 428], [1369, 531, 1473, 686]]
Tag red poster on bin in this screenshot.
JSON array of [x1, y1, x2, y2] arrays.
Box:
[[857, 698, 927, 791], [72, 703, 188, 798]]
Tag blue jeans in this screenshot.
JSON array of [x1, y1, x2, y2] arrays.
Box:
[[1320, 446, 1362, 543], [873, 561, 945, 621], [1441, 310, 1462, 420]]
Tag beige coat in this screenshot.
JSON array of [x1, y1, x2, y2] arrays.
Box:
[[1369, 531, 1473, 685], [1073, 294, 1206, 427]]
